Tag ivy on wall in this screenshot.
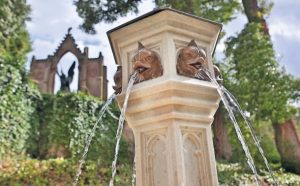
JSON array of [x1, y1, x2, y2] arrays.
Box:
[[25, 92, 129, 164]]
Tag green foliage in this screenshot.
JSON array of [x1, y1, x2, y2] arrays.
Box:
[[227, 117, 281, 170], [155, 0, 240, 23], [26, 92, 128, 165], [224, 23, 300, 123], [0, 0, 31, 66], [74, 0, 240, 34], [25, 94, 54, 158], [217, 163, 300, 185], [0, 157, 132, 185], [46, 92, 101, 158], [1, 158, 300, 185], [74, 0, 141, 34], [0, 0, 38, 160], [0, 58, 41, 159], [12, 91, 133, 184]]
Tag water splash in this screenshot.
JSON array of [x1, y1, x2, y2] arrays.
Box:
[[72, 93, 116, 186], [196, 69, 261, 185], [109, 71, 138, 186], [222, 88, 277, 185]]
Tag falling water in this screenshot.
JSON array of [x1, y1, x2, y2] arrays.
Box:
[[222, 88, 277, 184], [131, 159, 137, 186], [196, 70, 261, 185], [72, 93, 116, 186], [109, 71, 138, 186], [107, 107, 119, 120]]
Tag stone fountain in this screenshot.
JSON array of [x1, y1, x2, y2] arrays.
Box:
[[108, 8, 222, 186]]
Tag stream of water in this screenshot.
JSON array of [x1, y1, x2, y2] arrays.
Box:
[[131, 159, 136, 186], [222, 88, 277, 184], [197, 70, 261, 185], [73, 66, 276, 185], [72, 93, 116, 186], [109, 71, 138, 186]]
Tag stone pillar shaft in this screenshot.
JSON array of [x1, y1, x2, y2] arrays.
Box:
[[117, 77, 220, 186]]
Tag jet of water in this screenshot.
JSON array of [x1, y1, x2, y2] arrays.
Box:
[[109, 71, 138, 186], [222, 88, 277, 185], [72, 93, 116, 186], [131, 158, 137, 186], [107, 107, 119, 120], [196, 69, 261, 185]]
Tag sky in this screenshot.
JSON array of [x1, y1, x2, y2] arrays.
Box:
[[26, 0, 300, 96]]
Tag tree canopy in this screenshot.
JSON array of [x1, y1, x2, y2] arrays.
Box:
[[224, 22, 300, 123], [0, 0, 31, 67], [74, 0, 141, 34], [74, 0, 240, 34], [0, 0, 36, 158]]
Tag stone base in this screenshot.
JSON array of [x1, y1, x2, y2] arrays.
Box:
[[117, 76, 220, 186]]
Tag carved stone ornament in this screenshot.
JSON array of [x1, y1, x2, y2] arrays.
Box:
[[113, 66, 122, 94], [177, 40, 209, 81], [132, 42, 163, 83], [56, 61, 76, 92]]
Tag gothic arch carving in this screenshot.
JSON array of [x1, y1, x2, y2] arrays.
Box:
[[182, 129, 211, 186], [143, 133, 169, 186]]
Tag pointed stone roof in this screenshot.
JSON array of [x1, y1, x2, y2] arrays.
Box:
[[53, 31, 83, 60], [31, 28, 104, 64], [107, 8, 222, 65], [54, 32, 82, 55]]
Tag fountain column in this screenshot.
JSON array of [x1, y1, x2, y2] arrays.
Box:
[[108, 8, 222, 186]]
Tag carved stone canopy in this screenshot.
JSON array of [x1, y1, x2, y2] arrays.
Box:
[[107, 8, 222, 94], [29, 30, 108, 100]]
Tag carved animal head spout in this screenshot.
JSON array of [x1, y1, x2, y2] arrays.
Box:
[[113, 66, 122, 94], [177, 40, 209, 80], [132, 42, 163, 83]]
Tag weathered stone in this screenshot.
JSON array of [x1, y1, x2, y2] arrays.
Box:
[[29, 30, 107, 100], [177, 39, 209, 80], [108, 8, 222, 186], [132, 42, 163, 83], [113, 66, 122, 94]]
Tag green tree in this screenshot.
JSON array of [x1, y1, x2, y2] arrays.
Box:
[[0, 0, 31, 67], [74, 0, 240, 34], [74, 0, 141, 34], [225, 0, 300, 173], [0, 0, 37, 159], [155, 0, 240, 23], [0, 59, 40, 159]]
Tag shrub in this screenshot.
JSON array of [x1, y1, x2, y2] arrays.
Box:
[[26, 92, 129, 165], [0, 59, 40, 159], [0, 157, 132, 185]]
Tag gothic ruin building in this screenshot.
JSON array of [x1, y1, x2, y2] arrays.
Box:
[[29, 30, 108, 100]]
